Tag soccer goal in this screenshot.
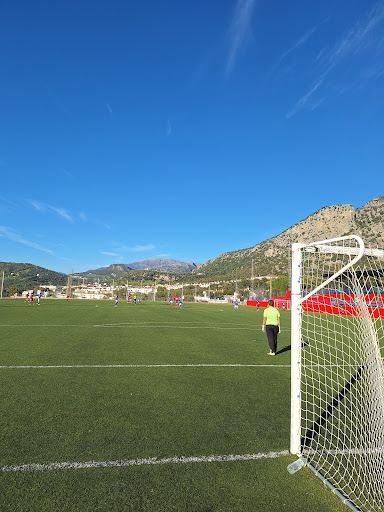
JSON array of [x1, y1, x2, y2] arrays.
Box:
[[289, 235, 384, 512]]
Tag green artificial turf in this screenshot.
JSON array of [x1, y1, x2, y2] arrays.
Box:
[[0, 299, 347, 511]]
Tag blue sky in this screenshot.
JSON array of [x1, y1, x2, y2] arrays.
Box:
[[1, 0, 384, 274]]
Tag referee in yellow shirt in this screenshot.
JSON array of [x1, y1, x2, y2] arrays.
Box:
[[262, 299, 281, 356]]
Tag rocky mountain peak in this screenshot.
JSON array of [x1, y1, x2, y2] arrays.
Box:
[[195, 197, 384, 277]]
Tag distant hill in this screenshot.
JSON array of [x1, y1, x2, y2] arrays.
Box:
[[82, 259, 199, 281], [128, 258, 199, 273], [0, 262, 67, 293], [83, 263, 133, 281], [194, 197, 384, 278]]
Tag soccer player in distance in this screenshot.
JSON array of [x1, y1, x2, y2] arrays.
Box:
[[262, 299, 281, 356]]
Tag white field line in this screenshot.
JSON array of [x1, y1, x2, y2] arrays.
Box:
[[0, 324, 256, 330], [96, 321, 250, 326], [0, 450, 290, 473], [94, 325, 256, 330], [0, 322, 289, 331], [1, 363, 356, 369], [1, 321, 251, 325], [0, 363, 291, 369]]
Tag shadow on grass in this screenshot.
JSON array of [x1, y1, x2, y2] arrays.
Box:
[[276, 345, 291, 355], [276, 341, 309, 356]]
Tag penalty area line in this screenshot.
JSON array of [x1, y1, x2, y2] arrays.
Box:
[[1, 450, 290, 473]]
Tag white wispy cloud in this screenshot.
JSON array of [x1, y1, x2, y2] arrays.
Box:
[[288, 1, 384, 117], [0, 225, 54, 255], [99, 251, 119, 257], [287, 76, 325, 119], [52, 207, 73, 222], [98, 244, 155, 258], [28, 199, 74, 223], [226, 0, 257, 74], [318, 6, 384, 74], [63, 168, 75, 183], [122, 244, 155, 253], [29, 199, 45, 212], [166, 119, 172, 136], [270, 26, 317, 78], [283, 26, 317, 59], [0, 196, 19, 213]]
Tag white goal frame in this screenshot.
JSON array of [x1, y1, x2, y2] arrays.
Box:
[[290, 235, 384, 512]]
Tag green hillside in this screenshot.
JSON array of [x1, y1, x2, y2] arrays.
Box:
[[0, 262, 67, 295]]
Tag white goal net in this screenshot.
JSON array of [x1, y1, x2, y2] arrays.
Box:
[[290, 236, 384, 512]]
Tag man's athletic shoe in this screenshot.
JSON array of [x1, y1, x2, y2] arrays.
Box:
[[268, 352, 275, 356]]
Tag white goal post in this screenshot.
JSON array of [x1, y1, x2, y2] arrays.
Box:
[[290, 235, 384, 512]]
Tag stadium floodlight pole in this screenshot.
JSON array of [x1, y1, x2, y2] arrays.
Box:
[[0, 270, 4, 299], [67, 274, 72, 298], [251, 259, 254, 297]]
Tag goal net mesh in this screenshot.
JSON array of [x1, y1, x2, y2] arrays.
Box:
[[298, 237, 384, 511]]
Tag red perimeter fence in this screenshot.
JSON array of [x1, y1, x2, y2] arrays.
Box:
[[247, 291, 384, 319]]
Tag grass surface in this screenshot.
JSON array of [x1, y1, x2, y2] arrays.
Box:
[[0, 299, 347, 511]]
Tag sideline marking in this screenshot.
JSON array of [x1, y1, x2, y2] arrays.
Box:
[[1, 450, 290, 473], [0, 363, 291, 369]]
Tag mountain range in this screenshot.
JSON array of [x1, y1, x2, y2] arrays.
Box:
[[127, 258, 199, 273], [82, 259, 199, 280], [195, 196, 384, 277], [1, 197, 383, 290]]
